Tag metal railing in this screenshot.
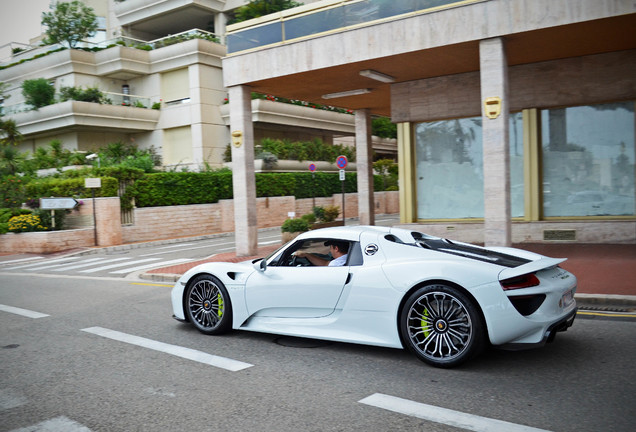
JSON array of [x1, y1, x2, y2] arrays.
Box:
[[227, 0, 483, 54], [2, 29, 221, 66]]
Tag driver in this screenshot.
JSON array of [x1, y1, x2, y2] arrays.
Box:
[[295, 240, 349, 266]]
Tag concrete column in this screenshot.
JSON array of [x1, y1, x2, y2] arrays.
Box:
[[480, 38, 511, 246], [94, 197, 122, 246], [355, 109, 375, 225], [228, 85, 258, 256], [214, 12, 228, 44]]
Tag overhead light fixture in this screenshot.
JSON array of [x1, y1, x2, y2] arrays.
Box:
[[322, 88, 371, 99], [359, 69, 395, 83]]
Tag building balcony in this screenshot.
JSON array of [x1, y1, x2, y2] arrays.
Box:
[[114, 0, 222, 39], [220, 98, 356, 135], [226, 0, 479, 54], [9, 100, 160, 137]]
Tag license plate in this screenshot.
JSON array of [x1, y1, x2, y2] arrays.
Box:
[[561, 288, 574, 308]]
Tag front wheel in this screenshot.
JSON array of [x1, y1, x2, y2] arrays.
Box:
[[185, 275, 232, 335], [400, 284, 484, 368]]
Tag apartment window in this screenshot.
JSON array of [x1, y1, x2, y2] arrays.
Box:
[[414, 113, 524, 219], [541, 102, 635, 217], [161, 68, 190, 105]]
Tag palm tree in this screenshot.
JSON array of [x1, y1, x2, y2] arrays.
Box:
[[0, 118, 23, 147]]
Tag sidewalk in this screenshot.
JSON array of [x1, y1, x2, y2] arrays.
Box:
[[140, 231, 636, 309]]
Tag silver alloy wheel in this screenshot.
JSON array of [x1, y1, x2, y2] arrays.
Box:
[[188, 278, 224, 330], [406, 290, 473, 363]]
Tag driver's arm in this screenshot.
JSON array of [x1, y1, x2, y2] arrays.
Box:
[[294, 251, 329, 266]]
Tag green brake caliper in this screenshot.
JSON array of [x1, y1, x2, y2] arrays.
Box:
[[217, 294, 223, 317], [421, 308, 431, 337]]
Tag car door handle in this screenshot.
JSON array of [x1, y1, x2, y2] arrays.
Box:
[[345, 273, 352, 284]]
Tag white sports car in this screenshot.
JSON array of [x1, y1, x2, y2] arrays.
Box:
[[171, 226, 577, 367]]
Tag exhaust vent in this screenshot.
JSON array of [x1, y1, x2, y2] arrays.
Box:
[[543, 230, 576, 241]]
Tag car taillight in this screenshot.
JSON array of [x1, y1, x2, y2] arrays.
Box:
[[500, 273, 540, 290]]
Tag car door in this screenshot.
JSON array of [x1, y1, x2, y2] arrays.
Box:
[[244, 238, 350, 318]]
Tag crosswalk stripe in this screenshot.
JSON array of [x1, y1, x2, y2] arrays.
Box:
[[0, 256, 43, 265], [52, 257, 130, 272], [109, 258, 193, 274], [4, 257, 82, 270], [78, 258, 160, 273], [359, 393, 552, 432], [81, 327, 253, 371], [0, 304, 49, 319], [7, 416, 91, 432], [26, 257, 105, 271]]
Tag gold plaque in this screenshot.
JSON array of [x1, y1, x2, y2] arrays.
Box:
[[231, 130, 243, 148], [484, 97, 502, 119]]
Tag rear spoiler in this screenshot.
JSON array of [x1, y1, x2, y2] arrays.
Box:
[[498, 257, 566, 280]]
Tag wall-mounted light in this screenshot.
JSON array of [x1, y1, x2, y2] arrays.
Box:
[[322, 88, 371, 99], [359, 69, 395, 83]]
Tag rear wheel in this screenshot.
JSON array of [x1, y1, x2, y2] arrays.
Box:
[[400, 284, 484, 368], [185, 275, 232, 335]]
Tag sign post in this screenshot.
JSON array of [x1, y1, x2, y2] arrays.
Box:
[[309, 163, 317, 209], [40, 198, 79, 230], [85, 178, 102, 245], [336, 155, 348, 225]]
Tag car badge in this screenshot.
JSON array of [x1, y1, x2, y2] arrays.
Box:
[[364, 244, 378, 256]]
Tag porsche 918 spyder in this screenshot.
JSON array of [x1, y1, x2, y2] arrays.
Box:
[[171, 226, 577, 367]]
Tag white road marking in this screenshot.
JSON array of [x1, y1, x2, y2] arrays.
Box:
[[140, 244, 216, 257], [4, 257, 82, 270], [51, 257, 130, 271], [81, 327, 253, 371], [0, 304, 49, 319], [78, 258, 159, 273], [108, 258, 193, 274], [359, 393, 553, 432], [8, 416, 91, 432], [258, 240, 281, 245], [0, 256, 43, 265]]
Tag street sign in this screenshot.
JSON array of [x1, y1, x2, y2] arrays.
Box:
[[336, 155, 348, 169], [309, 163, 316, 172], [40, 197, 78, 210], [85, 178, 101, 188], [339, 169, 345, 181]]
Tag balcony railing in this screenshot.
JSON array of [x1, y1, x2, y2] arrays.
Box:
[[1, 29, 221, 66], [227, 0, 483, 54], [2, 92, 156, 116]]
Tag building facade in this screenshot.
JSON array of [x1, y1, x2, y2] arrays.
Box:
[[222, 0, 635, 251], [0, 0, 372, 172]]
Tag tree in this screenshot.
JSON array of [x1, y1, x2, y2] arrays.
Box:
[[41, 1, 98, 49], [230, 0, 303, 24], [21, 78, 56, 109], [0, 118, 23, 148]]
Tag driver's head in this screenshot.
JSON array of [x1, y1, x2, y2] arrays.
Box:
[[324, 240, 349, 255]]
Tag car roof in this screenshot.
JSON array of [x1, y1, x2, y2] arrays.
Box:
[[295, 225, 393, 242]]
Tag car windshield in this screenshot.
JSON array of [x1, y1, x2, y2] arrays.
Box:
[[408, 232, 530, 268]]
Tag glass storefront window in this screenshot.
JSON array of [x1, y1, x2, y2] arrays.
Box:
[[414, 113, 524, 219], [541, 102, 635, 217]]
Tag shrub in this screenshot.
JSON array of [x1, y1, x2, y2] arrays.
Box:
[[8, 214, 47, 233], [281, 218, 309, 233], [59, 86, 105, 103], [300, 213, 315, 224], [322, 205, 340, 222], [21, 78, 55, 109]]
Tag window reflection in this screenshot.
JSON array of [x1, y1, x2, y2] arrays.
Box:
[[541, 102, 635, 217], [414, 113, 524, 219]]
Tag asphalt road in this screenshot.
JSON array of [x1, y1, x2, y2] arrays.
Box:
[[1, 274, 634, 432]]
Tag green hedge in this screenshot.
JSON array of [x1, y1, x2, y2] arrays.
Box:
[[25, 176, 119, 199], [133, 172, 233, 207], [133, 171, 386, 207]]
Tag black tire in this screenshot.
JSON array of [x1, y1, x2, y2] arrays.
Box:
[[400, 284, 484, 368], [185, 275, 232, 335]]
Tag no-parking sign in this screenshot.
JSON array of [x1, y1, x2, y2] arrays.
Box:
[[336, 155, 348, 169]]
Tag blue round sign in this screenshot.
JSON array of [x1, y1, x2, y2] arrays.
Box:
[[309, 163, 316, 172], [336, 155, 348, 169]]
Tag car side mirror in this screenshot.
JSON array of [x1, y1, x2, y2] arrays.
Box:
[[254, 258, 267, 272]]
